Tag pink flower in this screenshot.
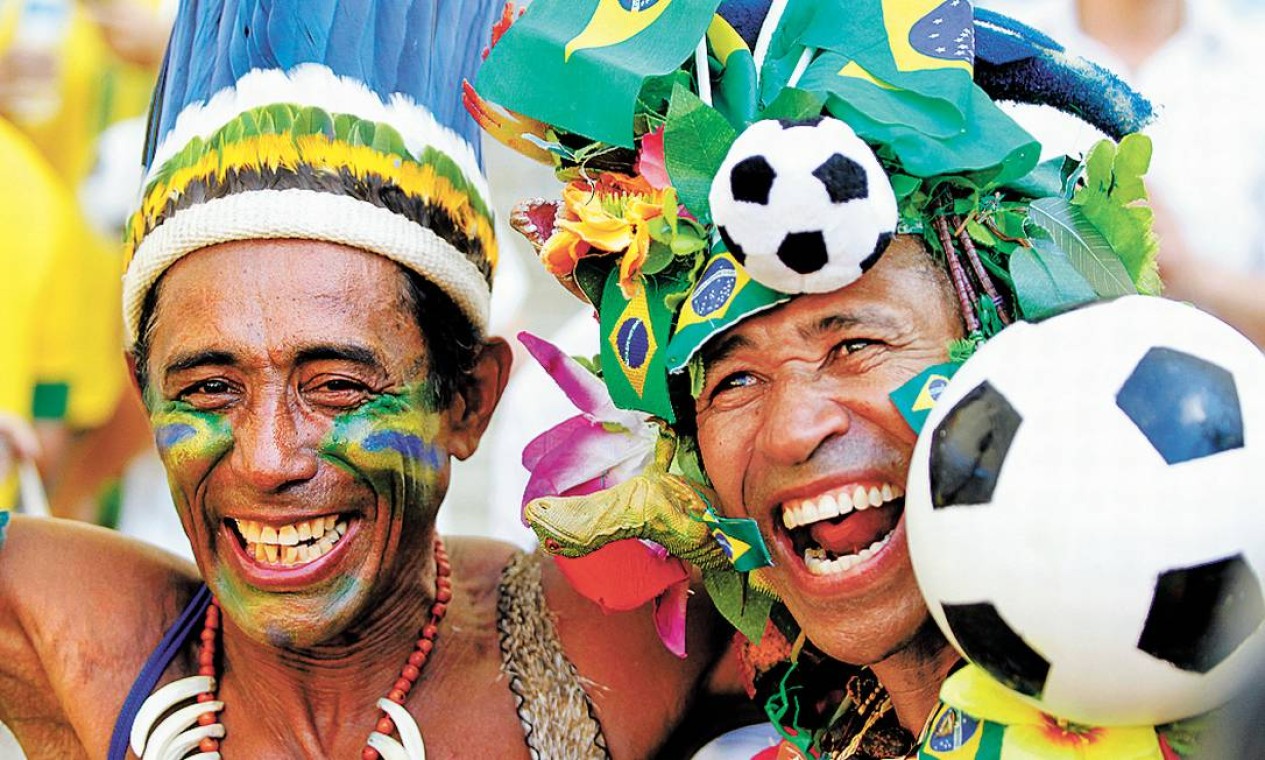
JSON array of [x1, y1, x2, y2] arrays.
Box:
[[519, 332, 692, 656], [636, 126, 671, 191]]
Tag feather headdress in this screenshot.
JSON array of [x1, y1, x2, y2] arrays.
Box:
[[122, 0, 500, 346]]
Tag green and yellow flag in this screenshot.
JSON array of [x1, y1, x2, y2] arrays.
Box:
[[794, 0, 1039, 179], [599, 268, 688, 421], [477, 0, 721, 148], [666, 249, 788, 372]]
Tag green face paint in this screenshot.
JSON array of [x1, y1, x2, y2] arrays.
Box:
[[318, 381, 447, 518], [226, 381, 449, 647], [149, 397, 235, 506]]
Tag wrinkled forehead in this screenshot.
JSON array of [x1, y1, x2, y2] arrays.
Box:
[[699, 235, 954, 363], [145, 239, 421, 367]]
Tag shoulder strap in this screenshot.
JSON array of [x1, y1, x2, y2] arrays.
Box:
[[496, 551, 610, 760], [107, 584, 212, 760]]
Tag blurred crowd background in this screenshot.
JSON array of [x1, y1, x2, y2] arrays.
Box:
[[0, 0, 1262, 554]]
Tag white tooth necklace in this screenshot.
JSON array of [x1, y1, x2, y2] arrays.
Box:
[[128, 539, 451, 760]]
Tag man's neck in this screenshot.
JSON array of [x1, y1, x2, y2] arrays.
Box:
[[1076, 0, 1185, 72], [213, 551, 439, 754], [868, 624, 960, 737]]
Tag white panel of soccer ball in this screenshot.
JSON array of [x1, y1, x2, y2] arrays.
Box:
[[907, 296, 1265, 726]]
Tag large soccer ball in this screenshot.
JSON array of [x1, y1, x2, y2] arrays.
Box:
[[708, 117, 897, 295], [906, 296, 1265, 726]]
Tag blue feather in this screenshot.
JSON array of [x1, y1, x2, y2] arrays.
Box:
[[325, 1, 371, 83], [975, 8, 1063, 61], [973, 11, 1155, 139], [266, 0, 338, 69], [369, 0, 410, 94], [144, 0, 501, 172]]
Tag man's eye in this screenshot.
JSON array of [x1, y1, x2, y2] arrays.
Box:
[[306, 377, 372, 407], [318, 378, 366, 393], [177, 379, 238, 408], [713, 372, 758, 397], [183, 379, 232, 397], [839, 338, 879, 354]]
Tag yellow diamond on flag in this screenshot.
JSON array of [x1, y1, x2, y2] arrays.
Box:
[[882, 0, 974, 75], [565, 0, 674, 60], [674, 252, 750, 333], [608, 285, 657, 397], [913, 373, 952, 412]]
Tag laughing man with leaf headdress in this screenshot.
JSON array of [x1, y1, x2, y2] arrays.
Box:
[[469, 0, 1203, 756]]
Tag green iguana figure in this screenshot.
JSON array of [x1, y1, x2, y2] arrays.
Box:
[[524, 430, 779, 601]]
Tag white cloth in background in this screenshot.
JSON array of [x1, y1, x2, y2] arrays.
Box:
[[986, 0, 1265, 274], [482, 309, 598, 549]]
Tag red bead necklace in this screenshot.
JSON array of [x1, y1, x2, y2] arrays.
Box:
[[191, 537, 453, 758]]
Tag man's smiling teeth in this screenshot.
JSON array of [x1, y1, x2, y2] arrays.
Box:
[[804, 533, 894, 576], [234, 516, 349, 567], [781, 482, 904, 530]]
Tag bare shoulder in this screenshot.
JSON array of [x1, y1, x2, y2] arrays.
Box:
[[538, 555, 726, 758], [0, 517, 201, 754]]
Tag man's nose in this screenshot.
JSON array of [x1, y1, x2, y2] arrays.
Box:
[[230, 394, 319, 493], [756, 374, 852, 467]]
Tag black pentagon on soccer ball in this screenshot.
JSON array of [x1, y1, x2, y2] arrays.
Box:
[[942, 602, 1051, 698], [776, 230, 829, 275], [930, 381, 1022, 508], [716, 226, 746, 264], [1137, 554, 1265, 673], [730, 155, 777, 205], [1116, 346, 1244, 465], [860, 231, 893, 273], [812, 153, 869, 204]]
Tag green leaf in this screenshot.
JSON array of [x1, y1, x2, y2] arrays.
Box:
[[965, 219, 996, 247], [1070, 135, 1159, 294], [662, 84, 738, 223], [1027, 198, 1136, 298], [641, 242, 675, 275], [1009, 239, 1097, 320], [758, 85, 825, 123], [704, 569, 773, 642], [890, 174, 920, 199], [669, 229, 707, 257]]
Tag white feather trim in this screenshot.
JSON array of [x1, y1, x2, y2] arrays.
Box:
[[146, 64, 489, 207]]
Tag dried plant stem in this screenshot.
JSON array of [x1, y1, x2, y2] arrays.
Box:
[[933, 216, 981, 333], [952, 215, 1012, 325]]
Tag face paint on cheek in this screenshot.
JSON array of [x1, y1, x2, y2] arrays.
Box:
[[148, 398, 235, 512], [319, 382, 448, 530]]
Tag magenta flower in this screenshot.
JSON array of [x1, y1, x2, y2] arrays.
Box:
[[519, 331, 692, 656]]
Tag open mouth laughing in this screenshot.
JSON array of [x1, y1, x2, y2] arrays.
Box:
[[780, 482, 905, 577], [226, 515, 352, 569]]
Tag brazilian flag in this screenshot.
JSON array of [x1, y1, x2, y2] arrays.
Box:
[[919, 703, 1005, 759], [702, 505, 772, 572], [890, 362, 960, 435], [477, 0, 721, 148], [796, 0, 1038, 180], [666, 249, 788, 372], [598, 268, 688, 422], [802, 0, 976, 123]]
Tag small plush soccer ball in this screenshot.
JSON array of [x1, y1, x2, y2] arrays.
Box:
[[708, 117, 897, 295], [906, 296, 1265, 726]]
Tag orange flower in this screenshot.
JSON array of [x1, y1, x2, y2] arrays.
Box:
[[539, 174, 676, 296]]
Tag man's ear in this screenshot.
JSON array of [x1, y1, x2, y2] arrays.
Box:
[[445, 337, 513, 461], [124, 353, 145, 405]]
